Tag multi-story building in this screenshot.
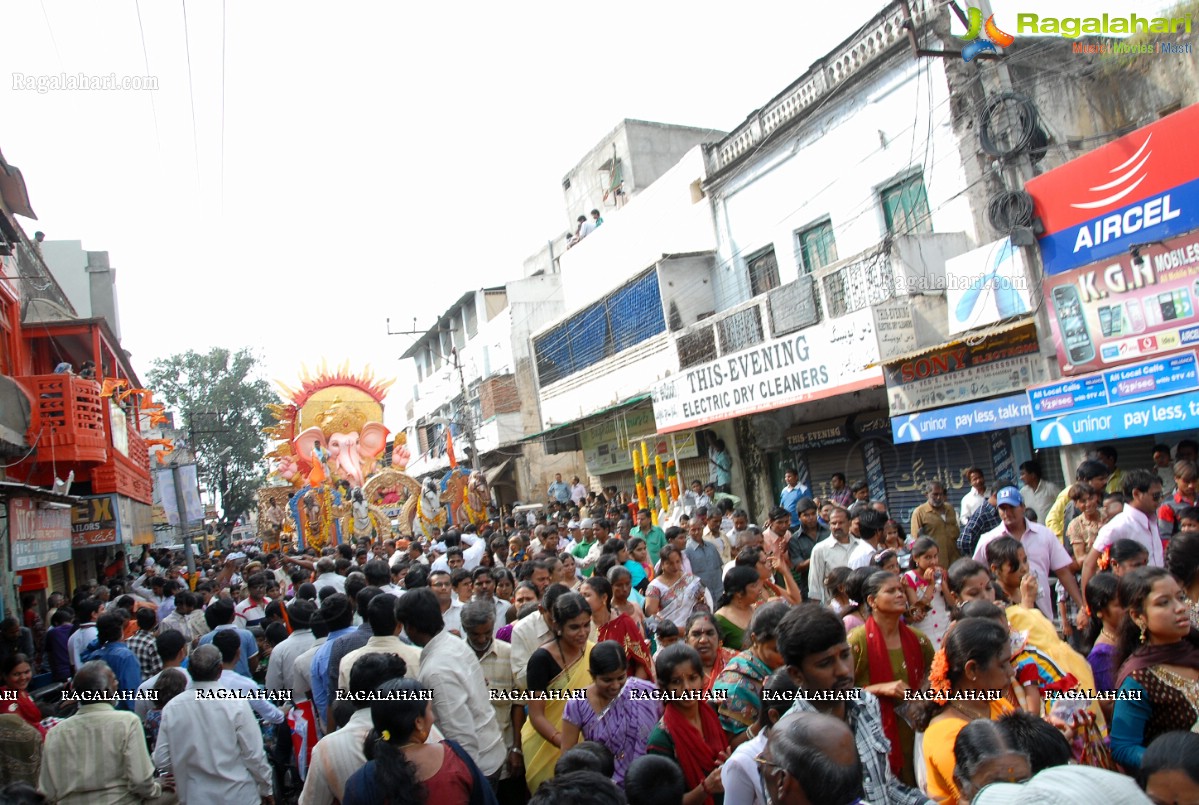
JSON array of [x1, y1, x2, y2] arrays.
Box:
[[0, 150, 152, 610]]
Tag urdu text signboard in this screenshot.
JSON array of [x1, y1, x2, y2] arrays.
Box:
[[8, 498, 72, 571], [883, 324, 1048, 416], [1042, 230, 1199, 374], [1026, 104, 1199, 278], [651, 308, 883, 434]]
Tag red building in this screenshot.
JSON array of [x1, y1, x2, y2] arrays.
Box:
[[0, 150, 152, 612]]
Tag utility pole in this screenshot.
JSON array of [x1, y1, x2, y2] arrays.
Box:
[[450, 348, 479, 470]]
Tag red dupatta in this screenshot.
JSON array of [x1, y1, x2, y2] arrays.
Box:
[[599, 612, 655, 681], [662, 700, 728, 804], [864, 615, 925, 777]]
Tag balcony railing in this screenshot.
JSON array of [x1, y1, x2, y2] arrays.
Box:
[[93, 418, 153, 504], [15, 374, 107, 464], [712, 0, 938, 170]]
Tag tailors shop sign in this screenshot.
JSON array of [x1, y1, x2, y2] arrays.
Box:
[[1043, 230, 1199, 374], [1026, 104, 1199, 277], [651, 308, 883, 434], [71, 494, 123, 549], [884, 324, 1049, 416]]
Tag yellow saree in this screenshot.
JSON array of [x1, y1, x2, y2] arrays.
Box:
[[522, 641, 594, 792]]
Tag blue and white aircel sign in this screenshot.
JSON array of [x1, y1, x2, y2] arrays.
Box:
[[1028, 351, 1199, 419], [891, 395, 1032, 444]]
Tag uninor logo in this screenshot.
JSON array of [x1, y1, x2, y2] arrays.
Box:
[[958, 6, 1015, 61]]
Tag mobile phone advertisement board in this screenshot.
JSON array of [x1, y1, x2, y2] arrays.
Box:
[[1041, 230, 1199, 374], [1026, 104, 1199, 279]]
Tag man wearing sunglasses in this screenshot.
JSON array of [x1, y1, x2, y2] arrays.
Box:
[[757, 712, 863, 805], [1082, 468, 1165, 592]]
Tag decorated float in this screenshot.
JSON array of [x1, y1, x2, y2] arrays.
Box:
[[259, 363, 495, 550]]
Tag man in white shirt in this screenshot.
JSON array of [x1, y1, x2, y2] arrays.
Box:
[[1082, 469, 1165, 592], [690, 479, 711, 511], [135, 629, 190, 720], [807, 508, 861, 604], [973, 487, 1087, 627], [159, 591, 201, 645], [569, 476, 588, 506], [67, 597, 101, 673], [300, 652, 443, 805], [153, 645, 273, 804], [265, 599, 318, 705], [397, 588, 506, 778], [311, 558, 346, 594], [847, 511, 888, 570], [212, 629, 285, 724], [1018, 460, 1061, 522], [337, 593, 422, 690], [960, 467, 988, 524], [429, 570, 464, 637]]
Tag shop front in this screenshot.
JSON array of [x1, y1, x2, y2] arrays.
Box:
[[578, 404, 702, 498], [1024, 103, 1199, 466], [7, 494, 73, 617], [651, 307, 884, 518], [879, 322, 1051, 524], [70, 493, 152, 586]]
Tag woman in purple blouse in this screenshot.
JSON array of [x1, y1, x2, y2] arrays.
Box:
[[559, 640, 661, 784], [1085, 572, 1122, 721]]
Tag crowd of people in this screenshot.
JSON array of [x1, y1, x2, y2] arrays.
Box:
[[4, 440, 1199, 804]]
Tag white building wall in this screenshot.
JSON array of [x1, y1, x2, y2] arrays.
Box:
[[711, 56, 978, 310], [537, 333, 677, 427], [38, 240, 91, 318], [557, 146, 716, 314]]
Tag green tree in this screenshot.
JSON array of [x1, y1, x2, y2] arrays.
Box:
[[147, 347, 277, 530]]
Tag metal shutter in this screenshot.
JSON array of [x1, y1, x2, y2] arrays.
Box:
[[800, 446, 868, 504], [881, 433, 995, 529]]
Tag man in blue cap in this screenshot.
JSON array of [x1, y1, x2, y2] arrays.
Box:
[[971, 486, 1087, 630]]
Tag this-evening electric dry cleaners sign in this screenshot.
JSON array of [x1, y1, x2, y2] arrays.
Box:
[[652, 308, 883, 433]]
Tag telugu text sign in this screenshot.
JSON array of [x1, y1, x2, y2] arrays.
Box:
[[652, 309, 882, 434], [8, 498, 72, 570]]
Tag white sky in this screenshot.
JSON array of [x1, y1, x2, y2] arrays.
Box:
[[1, 0, 1179, 432]]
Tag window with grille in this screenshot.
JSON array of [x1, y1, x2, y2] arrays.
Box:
[[797, 220, 838, 273], [747, 248, 780, 297], [880, 174, 932, 235]]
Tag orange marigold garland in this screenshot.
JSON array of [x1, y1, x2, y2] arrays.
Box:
[[928, 648, 950, 704], [1097, 547, 1112, 572]]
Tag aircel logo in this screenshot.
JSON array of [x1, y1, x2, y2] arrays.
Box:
[[1016, 13, 1192, 38]]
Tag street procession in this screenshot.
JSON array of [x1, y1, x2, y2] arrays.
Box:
[[2, 1, 1199, 803]]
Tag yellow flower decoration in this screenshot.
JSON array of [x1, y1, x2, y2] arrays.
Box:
[[381, 730, 391, 742]]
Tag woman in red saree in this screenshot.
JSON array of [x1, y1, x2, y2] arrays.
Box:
[[581, 575, 654, 680], [846, 570, 933, 786], [0, 655, 44, 737], [647, 643, 729, 805], [685, 612, 737, 692]]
